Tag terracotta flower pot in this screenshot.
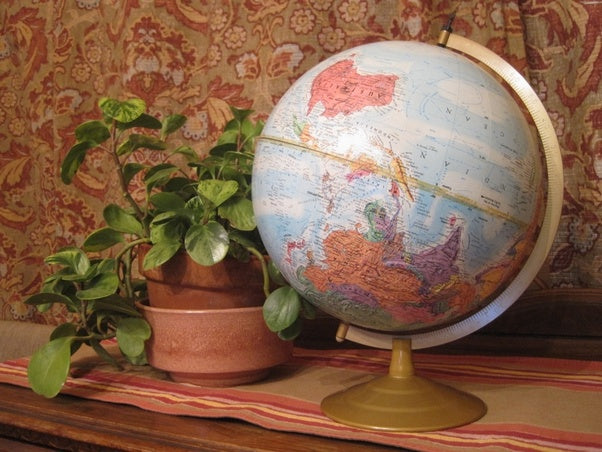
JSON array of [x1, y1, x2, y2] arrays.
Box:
[[139, 245, 265, 310], [136, 246, 291, 386], [137, 300, 292, 386]]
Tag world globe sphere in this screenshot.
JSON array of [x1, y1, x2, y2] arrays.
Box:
[[252, 40, 547, 339]]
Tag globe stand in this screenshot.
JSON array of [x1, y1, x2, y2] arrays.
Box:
[[321, 336, 486, 431]]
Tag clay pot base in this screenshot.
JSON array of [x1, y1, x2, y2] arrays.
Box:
[[137, 301, 293, 387], [169, 368, 271, 387]]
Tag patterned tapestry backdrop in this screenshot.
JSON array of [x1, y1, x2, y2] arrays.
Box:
[[0, 1, 600, 324]]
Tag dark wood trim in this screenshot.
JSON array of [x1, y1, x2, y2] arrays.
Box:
[[296, 288, 602, 360], [0, 384, 400, 452]]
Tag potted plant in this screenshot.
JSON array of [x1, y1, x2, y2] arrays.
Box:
[[25, 97, 313, 397]]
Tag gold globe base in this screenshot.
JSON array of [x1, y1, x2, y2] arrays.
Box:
[[321, 338, 486, 431]]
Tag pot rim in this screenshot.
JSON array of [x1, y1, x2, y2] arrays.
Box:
[[135, 299, 264, 315]]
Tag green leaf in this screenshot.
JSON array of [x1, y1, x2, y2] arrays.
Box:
[[74, 120, 110, 145], [94, 257, 116, 274], [116, 317, 151, 358], [27, 336, 73, 398], [103, 204, 144, 236], [59, 257, 113, 283], [50, 324, 84, 355], [93, 296, 141, 317], [75, 272, 119, 300], [122, 163, 146, 186], [218, 197, 256, 231], [228, 230, 259, 250], [161, 114, 187, 137], [61, 141, 93, 184], [116, 112, 162, 130], [125, 350, 148, 366], [197, 179, 239, 207], [150, 210, 181, 226], [164, 176, 195, 195], [50, 323, 78, 341], [208, 142, 237, 157], [267, 261, 288, 286], [263, 286, 301, 332], [277, 317, 303, 341], [44, 247, 90, 275], [183, 196, 206, 223], [301, 298, 317, 320], [83, 227, 125, 252], [150, 191, 186, 211], [89, 340, 120, 368], [230, 106, 253, 122], [223, 150, 254, 165], [172, 145, 200, 163], [142, 241, 182, 270], [99, 97, 146, 123], [24, 292, 74, 308], [150, 217, 187, 245], [144, 163, 179, 191], [217, 129, 241, 146], [117, 134, 167, 156], [26, 290, 79, 313], [184, 221, 229, 266]]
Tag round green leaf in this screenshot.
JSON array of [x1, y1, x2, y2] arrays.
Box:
[[103, 204, 144, 236], [27, 336, 73, 398], [144, 163, 178, 191], [122, 162, 146, 186], [218, 197, 256, 231], [150, 218, 186, 245], [60, 140, 93, 184], [197, 179, 239, 207], [267, 260, 288, 286], [150, 191, 186, 211], [161, 114, 187, 137], [93, 295, 142, 317], [277, 318, 303, 341], [50, 323, 78, 341], [24, 291, 74, 307], [184, 221, 229, 266], [99, 97, 146, 123], [117, 112, 162, 130], [74, 120, 110, 145], [116, 317, 151, 358], [173, 145, 200, 163], [142, 241, 182, 270], [75, 272, 119, 300], [83, 227, 125, 252], [301, 298, 317, 320], [44, 247, 90, 275], [263, 286, 301, 332], [117, 134, 167, 157]]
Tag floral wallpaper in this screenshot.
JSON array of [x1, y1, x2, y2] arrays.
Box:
[[0, 0, 600, 324]]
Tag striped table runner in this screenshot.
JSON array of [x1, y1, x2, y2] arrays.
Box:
[[1, 346, 600, 451]]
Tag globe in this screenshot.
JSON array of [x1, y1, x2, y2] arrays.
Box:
[[251, 31, 563, 431], [253, 39, 550, 336]]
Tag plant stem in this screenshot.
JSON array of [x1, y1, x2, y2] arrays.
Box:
[[114, 237, 151, 299], [108, 123, 148, 236], [246, 246, 271, 298]]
